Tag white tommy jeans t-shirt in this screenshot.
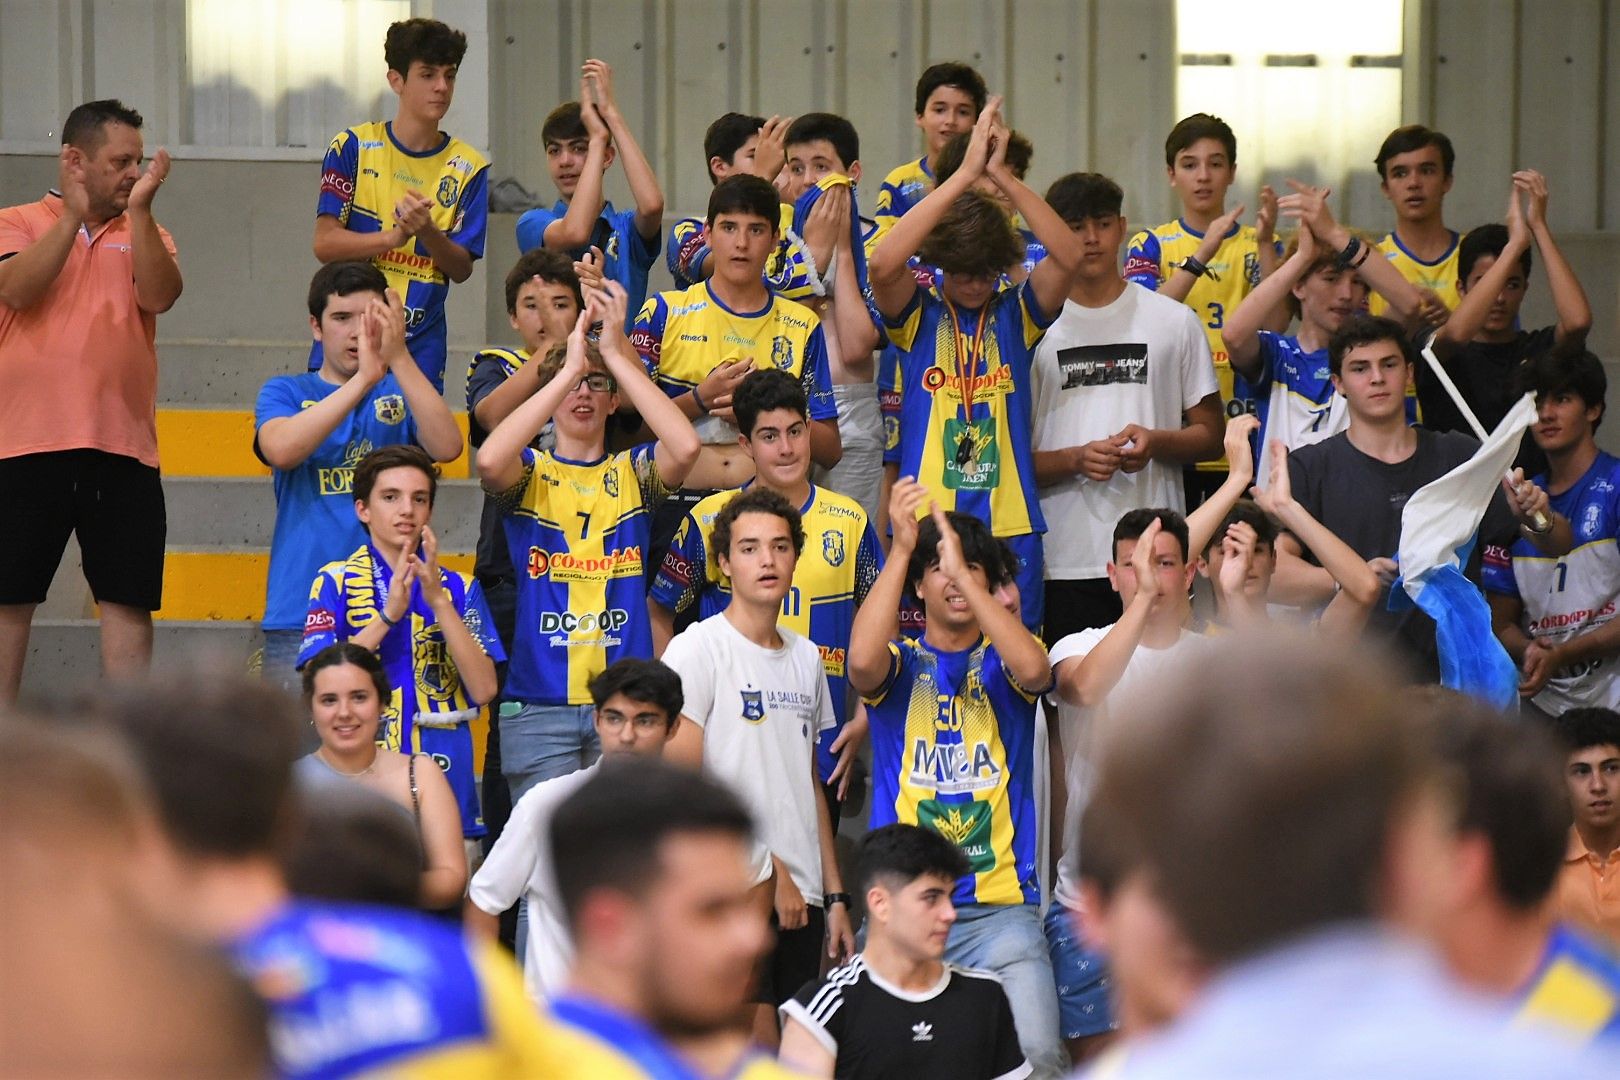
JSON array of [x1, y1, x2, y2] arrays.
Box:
[[1047, 623, 1215, 909], [663, 613, 836, 903], [1031, 287, 1217, 580]]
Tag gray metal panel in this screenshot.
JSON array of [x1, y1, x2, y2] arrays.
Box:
[[1425, 0, 1518, 232], [1517, 0, 1603, 230], [0, 0, 70, 143]]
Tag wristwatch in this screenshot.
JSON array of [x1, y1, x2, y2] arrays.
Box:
[[824, 892, 852, 908]]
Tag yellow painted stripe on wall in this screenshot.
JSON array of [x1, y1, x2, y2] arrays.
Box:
[[156, 410, 472, 478], [157, 550, 476, 621]]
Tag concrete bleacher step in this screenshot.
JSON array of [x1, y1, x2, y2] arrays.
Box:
[[157, 341, 473, 410], [20, 619, 263, 702]]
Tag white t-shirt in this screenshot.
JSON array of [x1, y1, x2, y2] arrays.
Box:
[[1031, 287, 1218, 579], [663, 613, 836, 903], [1047, 623, 1215, 909], [466, 761, 596, 1006]]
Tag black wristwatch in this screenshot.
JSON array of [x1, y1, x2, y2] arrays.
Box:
[[824, 892, 852, 908]]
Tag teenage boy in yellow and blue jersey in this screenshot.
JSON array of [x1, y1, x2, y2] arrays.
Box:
[[649, 370, 882, 820], [849, 479, 1063, 1078], [1370, 125, 1463, 318], [872, 62, 987, 242], [870, 97, 1080, 635], [477, 284, 700, 803], [310, 17, 488, 391]]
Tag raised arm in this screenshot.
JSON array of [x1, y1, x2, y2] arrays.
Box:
[[1518, 170, 1592, 353], [1222, 224, 1315, 382], [594, 283, 699, 488], [256, 320, 387, 470], [849, 478, 925, 694], [1185, 415, 1259, 557], [1434, 183, 1532, 352], [1279, 179, 1424, 324], [928, 501, 1051, 691], [125, 148, 183, 313], [416, 526, 498, 707], [372, 291, 463, 462], [986, 118, 1080, 317], [0, 151, 88, 310], [477, 310, 593, 493], [1156, 202, 1246, 304], [587, 59, 664, 240], [1056, 518, 1161, 707], [539, 79, 611, 251]]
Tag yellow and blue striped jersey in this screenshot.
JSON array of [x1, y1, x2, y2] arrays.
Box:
[[1368, 230, 1462, 317], [873, 156, 934, 240], [316, 121, 489, 389], [1125, 219, 1277, 470], [497, 444, 670, 706], [665, 204, 817, 297], [649, 484, 883, 780], [537, 996, 808, 1079], [300, 543, 504, 838], [630, 281, 837, 444], [863, 635, 1042, 906], [1514, 924, 1620, 1046], [232, 901, 551, 1079], [880, 281, 1055, 537]]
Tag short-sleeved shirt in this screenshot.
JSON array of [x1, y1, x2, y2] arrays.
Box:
[[254, 372, 419, 630], [0, 192, 177, 468], [1125, 219, 1279, 470], [1417, 326, 1554, 476], [1557, 828, 1620, 946], [1482, 452, 1620, 714], [1368, 230, 1462, 318], [630, 280, 836, 445], [299, 543, 505, 837], [662, 614, 835, 901], [231, 900, 548, 1079], [1247, 331, 1347, 477], [881, 282, 1055, 537], [314, 121, 489, 389], [665, 204, 816, 296], [872, 156, 933, 239], [781, 956, 1031, 1080], [515, 199, 659, 327], [862, 634, 1044, 906], [465, 346, 533, 586], [496, 444, 670, 706], [1513, 923, 1620, 1046], [650, 483, 883, 780], [1030, 287, 1218, 579]]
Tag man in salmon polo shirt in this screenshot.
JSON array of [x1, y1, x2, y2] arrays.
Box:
[[0, 99, 182, 703]]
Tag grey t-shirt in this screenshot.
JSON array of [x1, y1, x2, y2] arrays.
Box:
[[1287, 427, 1515, 680]]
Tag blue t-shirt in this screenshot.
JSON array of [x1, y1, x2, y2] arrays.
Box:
[[515, 199, 659, 329], [255, 372, 419, 631]]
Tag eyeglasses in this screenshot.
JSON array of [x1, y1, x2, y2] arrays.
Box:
[[597, 709, 667, 733], [574, 373, 616, 393]]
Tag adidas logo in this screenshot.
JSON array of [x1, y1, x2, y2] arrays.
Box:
[[911, 1021, 933, 1042]]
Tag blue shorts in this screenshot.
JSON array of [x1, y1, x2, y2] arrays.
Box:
[[1044, 901, 1116, 1039]]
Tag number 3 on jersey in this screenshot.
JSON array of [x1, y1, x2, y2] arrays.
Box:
[[1205, 301, 1224, 330]]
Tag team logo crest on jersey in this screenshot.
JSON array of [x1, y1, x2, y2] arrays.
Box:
[[1584, 503, 1603, 539], [917, 799, 995, 872], [603, 469, 620, 498], [822, 529, 845, 567], [1244, 251, 1261, 287], [771, 335, 794, 369], [373, 395, 406, 425], [414, 626, 461, 703], [436, 175, 460, 208], [740, 689, 765, 723]]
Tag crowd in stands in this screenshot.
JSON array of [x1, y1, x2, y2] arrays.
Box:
[[1, 14, 1616, 1078]]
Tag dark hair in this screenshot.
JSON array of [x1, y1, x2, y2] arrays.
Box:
[[914, 62, 988, 115], [384, 18, 467, 75], [711, 487, 804, 561], [785, 113, 862, 172], [935, 129, 1033, 185], [1074, 796, 1135, 902], [307, 260, 389, 320], [906, 511, 1012, 597], [1164, 113, 1237, 168], [855, 824, 970, 894], [1203, 500, 1279, 557], [1090, 631, 1435, 965], [1375, 124, 1456, 179], [1513, 350, 1607, 430], [300, 642, 393, 703], [283, 786, 421, 908], [504, 248, 582, 315], [1045, 172, 1125, 225], [707, 174, 780, 227], [705, 112, 766, 182], [353, 444, 440, 507], [1552, 707, 1620, 754], [1327, 313, 1416, 378], [1458, 223, 1533, 286], [917, 190, 1025, 278], [533, 337, 612, 392], [995, 538, 1021, 591], [589, 658, 685, 731], [550, 758, 754, 927], [1281, 230, 1361, 320], [94, 669, 302, 859], [542, 101, 587, 147], [61, 99, 143, 151], [734, 369, 808, 437], [1113, 508, 1190, 564], [1411, 689, 1569, 909]]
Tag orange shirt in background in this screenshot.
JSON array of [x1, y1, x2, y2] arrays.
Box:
[[1556, 828, 1620, 947]]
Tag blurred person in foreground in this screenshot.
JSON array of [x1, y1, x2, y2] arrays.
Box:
[[1084, 631, 1607, 1077]]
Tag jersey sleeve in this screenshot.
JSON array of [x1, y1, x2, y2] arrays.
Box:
[[861, 641, 907, 708], [297, 567, 344, 667], [1011, 278, 1058, 350], [853, 522, 884, 607], [448, 163, 490, 259], [252, 377, 306, 466], [468, 785, 545, 914], [316, 129, 359, 221], [465, 352, 509, 439], [650, 510, 707, 615], [986, 980, 1033, 1080], [1251, 331, 1284, 394], [662, 629, 716, 728], [884, 288, 926, 351], [514, 207, 560, 254], [1123, 229, 1164, 289], [1179, 309, 1220, 408], [1480, 543, 1521, 598], [667, 217, 709, 284], [629, 294, 668, 381], [801, 325, 837, 422], [614, 207, 660, 268], [811, 664, 836, 737], [462, 579, 507, 666], [996, 644, 1048, 701], [778, 978, 842, 1058]]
